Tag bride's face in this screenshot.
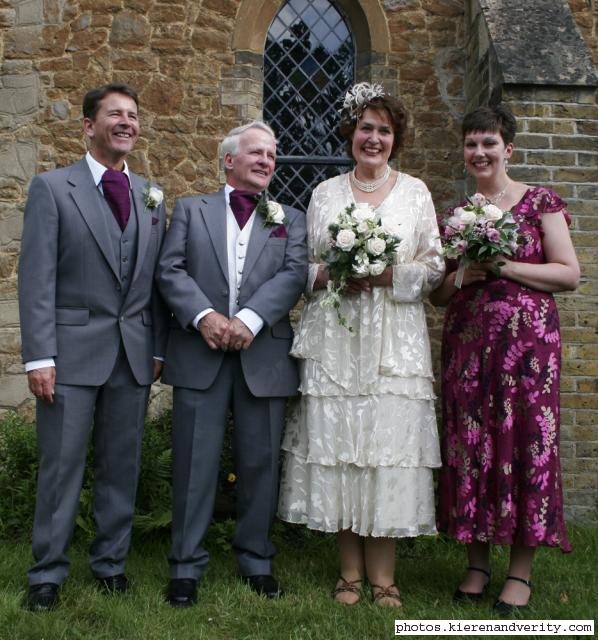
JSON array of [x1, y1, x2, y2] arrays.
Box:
[[463, 129, 513, 181], [351, 107, 395, 174]]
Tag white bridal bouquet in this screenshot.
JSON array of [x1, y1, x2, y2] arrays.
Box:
[[441, 193, 520, 288], [320, 202, 401, 330]]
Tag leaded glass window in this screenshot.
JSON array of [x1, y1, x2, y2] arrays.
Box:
[[264, 0, 355, 211]]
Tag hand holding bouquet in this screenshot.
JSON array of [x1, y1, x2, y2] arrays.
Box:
[[319, 202, 401, 330], [440, 193, 519, 288]]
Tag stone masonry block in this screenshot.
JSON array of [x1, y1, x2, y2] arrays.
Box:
[[0, 74, 39, 123], [0, 300, 19, 326], [0, 374, 30, 408], [0, 140, 36, 183], [525, 151, 576, 166], [15, 0, 43, 25], [0, 207, 23, 242]]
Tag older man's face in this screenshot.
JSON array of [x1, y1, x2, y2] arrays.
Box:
[[224, 128, 276, 193]]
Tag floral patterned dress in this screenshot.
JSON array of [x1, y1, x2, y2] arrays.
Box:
[[437, 187, 571, 552]]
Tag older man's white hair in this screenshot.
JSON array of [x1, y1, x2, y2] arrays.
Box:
[[221, 121, 277, 159]]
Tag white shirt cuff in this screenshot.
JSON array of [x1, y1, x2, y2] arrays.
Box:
[[193, 308, 215, 330], [25, 358, 55, 372], [236, 308, 264, 336]]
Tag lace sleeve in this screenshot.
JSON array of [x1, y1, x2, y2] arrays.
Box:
[[390, 185, 445, 302]]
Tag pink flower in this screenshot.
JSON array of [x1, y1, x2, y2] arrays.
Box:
[[486, 228, 500, 242], [464, 497, 477, 518], [470, 193, 487, 208], [456, 239, 468, 252]]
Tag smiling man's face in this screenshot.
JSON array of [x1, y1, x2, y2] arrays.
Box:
[[83, 92, 139, 170], [224, 127, 276, 193]]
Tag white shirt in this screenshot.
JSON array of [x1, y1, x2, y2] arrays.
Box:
[[192, 184, 264, 336]]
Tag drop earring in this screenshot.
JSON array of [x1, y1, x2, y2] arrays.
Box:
[[504, 158, 509, 173]]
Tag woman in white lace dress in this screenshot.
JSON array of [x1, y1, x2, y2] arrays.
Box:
[[278, 84, 445, 606]]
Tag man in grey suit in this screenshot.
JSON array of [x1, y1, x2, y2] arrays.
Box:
[[18, 83, 168, 611], [156, 121, 307, 607]]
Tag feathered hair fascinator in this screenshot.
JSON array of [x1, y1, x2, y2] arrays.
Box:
[[340, 82, 386, 124]]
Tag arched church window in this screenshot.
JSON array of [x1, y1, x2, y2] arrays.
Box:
[[264, 0, 355, 211]]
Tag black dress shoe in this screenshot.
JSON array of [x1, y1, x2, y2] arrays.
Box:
[[493, 575, 532, 616], [166, 578, 197, 608], [26, 583, 60, 611], [242, 574, 283, 599], [453, 566, 491, 603], [97, 574, 129, 593]]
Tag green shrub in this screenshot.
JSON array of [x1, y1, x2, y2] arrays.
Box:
[[0, 412, 38, 538], [0, 409, 239, 539]]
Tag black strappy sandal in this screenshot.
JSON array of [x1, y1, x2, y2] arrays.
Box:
[[493, 575, 532, 616], [453, 566, 491, 603]]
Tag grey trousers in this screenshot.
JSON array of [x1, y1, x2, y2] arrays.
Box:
[[169, 353, 286, 579], [28, 350, 150, 585]]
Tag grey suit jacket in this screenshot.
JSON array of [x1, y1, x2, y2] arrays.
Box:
[[18, 159, 168, 386], [156, 190, 308, 397]]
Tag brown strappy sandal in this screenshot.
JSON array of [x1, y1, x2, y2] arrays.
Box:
[[370, 583, 403, 608], [332, 576, 362, 605]]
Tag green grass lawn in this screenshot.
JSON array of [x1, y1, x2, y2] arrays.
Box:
[[1, 523, 595, 640]]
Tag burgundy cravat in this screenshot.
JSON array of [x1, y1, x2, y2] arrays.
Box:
[[101, 168, 131, 231], [229, 190, 259, 230]]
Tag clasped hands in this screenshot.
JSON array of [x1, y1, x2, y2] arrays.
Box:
[[199, 311, 253, 351], [314, 265, 393, 294]]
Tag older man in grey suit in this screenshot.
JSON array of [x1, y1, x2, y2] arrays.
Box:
[[18, 83, 168, 611], [156, 122, 307, 607]]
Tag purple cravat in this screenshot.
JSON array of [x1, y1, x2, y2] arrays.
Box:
[[229, 190, 259, 230], [101, 168, 131, 231]]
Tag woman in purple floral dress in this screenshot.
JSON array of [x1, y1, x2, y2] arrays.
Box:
[[432, 106, 580, 614]]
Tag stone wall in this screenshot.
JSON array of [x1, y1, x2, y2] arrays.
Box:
[[0, 0, 596, 521]]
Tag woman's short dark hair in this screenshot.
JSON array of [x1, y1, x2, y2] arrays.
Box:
[[339, 94, 408, 161], [83, 83, 139, 120], [461, 105, 517, 144]]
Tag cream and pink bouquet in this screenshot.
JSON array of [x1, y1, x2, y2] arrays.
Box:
[[441, 193, 519, 287], [320, 202, 401, 330]]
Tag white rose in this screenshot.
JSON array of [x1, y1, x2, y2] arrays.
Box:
[[352, 202, 376, 223], [336, 229, 356, 251], [366, 237, 386, 256], [266, 201, 285, 223], [483, 203, 503, 221], [453, 207, 466, 218], [459, 209, 477, 224], [356, 220, 369, 233], [352, 252, 369, 277], [380, 218, 401, 237], [369, 260, 386, 276], [353, 262, 370, 278], [148, 186, 164, 205]]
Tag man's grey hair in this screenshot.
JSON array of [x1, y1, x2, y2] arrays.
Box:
[[221, 121, 277, 159]]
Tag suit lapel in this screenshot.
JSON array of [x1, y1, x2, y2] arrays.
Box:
[[201, 190, 229, 284], [69, 159, 120, 281], [242, 209, 271, 280], [130, 172, 151, 285]]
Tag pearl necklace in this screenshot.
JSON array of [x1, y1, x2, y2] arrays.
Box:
[[351, 165, 391, 193], [485, 185, 508, 205]]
